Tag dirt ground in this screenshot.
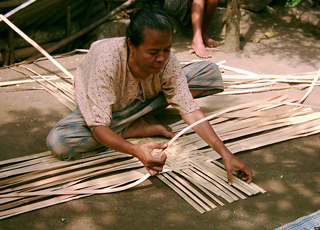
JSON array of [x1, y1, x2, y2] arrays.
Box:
[[0, 6, 320, 230]]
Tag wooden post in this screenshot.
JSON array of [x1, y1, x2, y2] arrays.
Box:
[[224, 0, 240, 53], [4, 46, 10, 66], [8, 28, 15, 64], [66, 6, 72, 51]]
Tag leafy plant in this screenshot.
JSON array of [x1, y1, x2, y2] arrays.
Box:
[[285, 0, 302, 7]]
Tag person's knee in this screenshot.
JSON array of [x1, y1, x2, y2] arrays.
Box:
[[203, 60, 219, 70], [46, 130, 73, 160], [204, 61, 221, 78]]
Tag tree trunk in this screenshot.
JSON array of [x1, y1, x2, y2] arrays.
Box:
[[224, 0, 240, 53]]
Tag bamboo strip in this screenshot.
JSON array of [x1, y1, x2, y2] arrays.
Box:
[[0, 150, 94, 174], [0, 195, 45, 212], [168, 103, 290, 152], [226, 81, 276, 88], [3, 87, 43, 91], [0, 159, 138, 195], [0, 150, 110, 176], [170, 95, 287, 133], [222, 74, 317, 80], [0, 169, 147, 219], [212, 161, 266, 193], [222, 68, 318, 82], [217, 97, 293, 118], [202, 162, 259, 195], [181, 168, 235, 203], [226, 117, 320, 153], [0, 150, 125, 178], [219, 65, 259, 77], [162, 173, 211, 211], [224, 121, 320, 153], [8, 69, 320, 217], [0, 166, 146, 212], [176, 170, 225, 206], [2, 0, 36, 18], [1, 171, 150, 197], [0, 194, 82, 220], [0, 157, 56, 176], [199, 149, 221, 160], [0, 168, 146, 211], [189, 167, 238, 202], [0, 151, 51, 167], [225, 79, 320, 86], [0, 76, 70, 87], [169, 101, 320, 152], [220, 85, 305, 95], [189, 162, 247, 199], [0, 157, 58, 179], [217, 105, 302, 131], [56, 167, 148, 192], [299, 68, 320, 103], [197, 160, 257, 195], [292, 124, 320, 137], [218, 118, 299, 143], [0, 14, 74, 79], [157, 174, 206, 214], [9, 93, 318, 216], [19, 65, 74, 99], [187, 109, 316, 150], [0, 153, 132, 188], [0, 159, 142, 197], [166, 171, 217, 209], [54, 81, 74, 99], [10, 67, 76, 110]]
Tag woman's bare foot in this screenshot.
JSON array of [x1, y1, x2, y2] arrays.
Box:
[[142, 113, 173, 133], [124, 117, 174, 139], [203, 34, 217, 48], [191, 37, 212, 58]]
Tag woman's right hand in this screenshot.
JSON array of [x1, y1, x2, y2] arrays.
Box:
[[134, 142, 168, 176]]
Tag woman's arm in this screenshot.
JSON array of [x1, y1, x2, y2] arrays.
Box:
[[181, 109, 253, 184], [92, 125, 167, 176]]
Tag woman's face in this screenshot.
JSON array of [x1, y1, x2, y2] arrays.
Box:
[[128, 28, 172, 78]]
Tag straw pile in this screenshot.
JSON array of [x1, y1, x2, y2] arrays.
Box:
[[1, 59, 319, 218]]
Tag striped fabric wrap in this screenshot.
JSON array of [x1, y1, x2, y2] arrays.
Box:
[[274, 210, 320, 230], [46, 61, 224, 160], [163, 0, 190, 26]]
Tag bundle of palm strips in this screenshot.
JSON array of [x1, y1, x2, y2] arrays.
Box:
[[2, 93, 320, 218]]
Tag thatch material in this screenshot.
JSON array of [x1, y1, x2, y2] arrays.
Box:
[[2, 92, 320, 218], [1, 55, 320, 218]]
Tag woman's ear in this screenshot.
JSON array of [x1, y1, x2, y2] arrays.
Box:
[[127, 38, 133, 51]]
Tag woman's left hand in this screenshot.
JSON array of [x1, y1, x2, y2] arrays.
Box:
[[222, 154, 253, 185]]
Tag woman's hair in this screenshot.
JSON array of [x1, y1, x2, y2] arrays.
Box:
[[126, 7, 173, 47]]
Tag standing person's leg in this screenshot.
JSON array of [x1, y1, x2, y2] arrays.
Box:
[[202, 0, 218, 48], [191, 0, 218, 58]]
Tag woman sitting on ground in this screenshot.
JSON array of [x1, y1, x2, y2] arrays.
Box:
[[46, 7, 252, 184]]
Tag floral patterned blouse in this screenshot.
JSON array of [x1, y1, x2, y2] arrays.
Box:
[[74, 37, 199, 129]]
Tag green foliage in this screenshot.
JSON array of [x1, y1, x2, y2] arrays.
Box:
[[285, 0, 302, 7]]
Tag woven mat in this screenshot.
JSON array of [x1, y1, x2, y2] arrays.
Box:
[[275, 210, 320, 230]]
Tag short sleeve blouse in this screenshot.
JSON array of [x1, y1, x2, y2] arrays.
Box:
[[74, 37, 199, 129]]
